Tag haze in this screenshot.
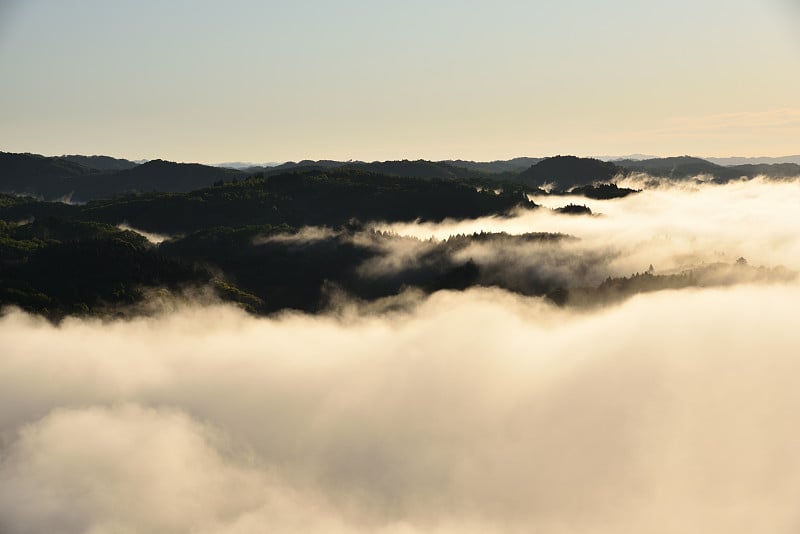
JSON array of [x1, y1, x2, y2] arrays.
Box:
[[1, 0, 799, 162], [378, 177, 800, 283]]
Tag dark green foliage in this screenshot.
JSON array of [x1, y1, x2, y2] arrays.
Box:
[[11, 217, 148, 245], [0, 223, 49, 264], [161, 226, 373, 312], [1, 237, 211, 319], [0, 216, 212, 319]]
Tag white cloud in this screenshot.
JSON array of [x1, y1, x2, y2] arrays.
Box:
[[3, 178, 800, 532], [2, 280, 800, 532], [377, 178, 800, 279]]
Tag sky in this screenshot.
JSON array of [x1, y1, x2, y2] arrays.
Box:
[[0, 0, 798, 163]]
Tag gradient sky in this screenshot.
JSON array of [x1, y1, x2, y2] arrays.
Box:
[[0, 0, 798, 163]]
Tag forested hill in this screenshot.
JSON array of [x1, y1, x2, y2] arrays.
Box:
[[0, 152, 96, 198], [614, 156, 800, 181], [0, 152, 244, 202], [442, 157, 543, 174], [0, 169, 535, 318], [518, 156, 622, 189], [1, 165, 794, 320], [253, 159, 489, 181], [61, 155, 138, 171], [0, 169, 533, 234]]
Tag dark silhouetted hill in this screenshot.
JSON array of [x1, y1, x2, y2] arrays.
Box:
[[443, 157, 543, 174], [76, 160, 243, 199], [707, 155, 800, 166], [0, 169, 534, 235], [569, 183, 638, 199], [344, 160, 485, 180], [258, 160, 486, 181], [0, 152, 244, 202], [518, 156, 622, 189], [615, 156, 800, 181], [61, 155, 139, 171], [615, 156, 737, 180], [0, 152, 96, 198], [255, 160, 346, 174], [728, 163, 800, 178], [5, 152, 798, 205]]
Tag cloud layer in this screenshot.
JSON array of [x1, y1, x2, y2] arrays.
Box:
[[378, 177, 800, 282], [2, 280, 800, 533]]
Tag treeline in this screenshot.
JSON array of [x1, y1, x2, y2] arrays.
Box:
[[548, 264, 796, 307], [0, 170, 533, 234]]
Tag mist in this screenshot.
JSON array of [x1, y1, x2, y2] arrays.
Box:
[[3, 177, 800, 532], [376, 177, 800, 281], [117, 223, 171, 244], [2, 285, 800, 532]]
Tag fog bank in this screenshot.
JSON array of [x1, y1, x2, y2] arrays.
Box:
[[378, 178, 800, 280], [2, 282, 800, 533]]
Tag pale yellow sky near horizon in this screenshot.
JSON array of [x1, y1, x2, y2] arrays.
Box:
[[0, 0, 798, 163]]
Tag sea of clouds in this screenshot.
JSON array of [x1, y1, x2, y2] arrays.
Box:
[[2, 177, 800, 533]]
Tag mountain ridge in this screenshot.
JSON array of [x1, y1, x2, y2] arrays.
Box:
[[2, 151, 799, 202]]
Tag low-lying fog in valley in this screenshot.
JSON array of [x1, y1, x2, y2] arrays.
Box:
[[2, 177, 800, 533], [379, 177, 800, 283]]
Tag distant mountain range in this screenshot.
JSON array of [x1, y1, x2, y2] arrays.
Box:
[[2, 151, 799, 202], [600, 155, 800, 165], [441, 157, 543, 174], [614, 156, 800, 181], [0, 153, 243, 202], [705, 156, 800, 166]]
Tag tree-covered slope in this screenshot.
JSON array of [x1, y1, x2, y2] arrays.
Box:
[[1, 170, 533, 234], [518, 156, 623, 189]]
